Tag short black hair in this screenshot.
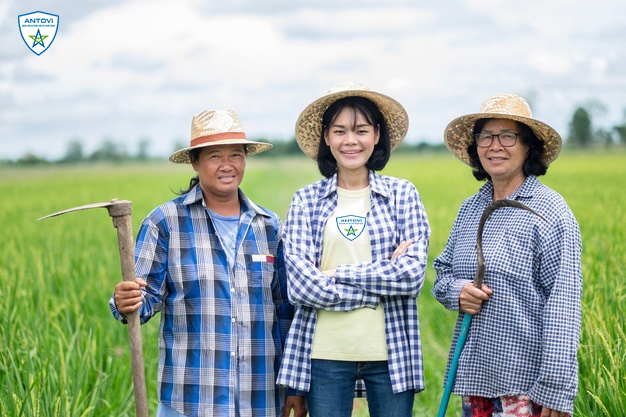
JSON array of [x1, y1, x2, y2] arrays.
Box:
[[467, 118, 547, 181], [316, 96, 391, 178]]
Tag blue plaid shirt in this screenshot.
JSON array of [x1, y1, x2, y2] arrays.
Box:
[[276, 171, 431, 394], [432, 176, 582, 415], [109, 185, 295, 417]]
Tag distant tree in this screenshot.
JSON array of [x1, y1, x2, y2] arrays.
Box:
[[17, 152, 49, 165], [595, 128, 614, 147], [136, 138, 150, 161], [568, 107, 593, 147], [614, 109, 626, 146], [89, 139, 128, 162], [60, 139, 84, 163]]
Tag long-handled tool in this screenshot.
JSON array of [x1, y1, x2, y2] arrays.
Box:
[[436, 199, 545, 417], [38, 199, 149, 417]]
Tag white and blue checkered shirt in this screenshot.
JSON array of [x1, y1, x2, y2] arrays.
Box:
[[109, 185, 296, 417], [276, 171, 431, 395], [432, 175, 582, 415]]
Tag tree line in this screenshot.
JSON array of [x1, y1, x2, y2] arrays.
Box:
[[3, 104, 625, 166]]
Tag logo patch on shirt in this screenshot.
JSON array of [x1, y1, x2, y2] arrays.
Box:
[[336, 215, 366, 241]]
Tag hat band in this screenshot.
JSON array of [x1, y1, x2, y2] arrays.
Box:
[[190, 132, 247, 147]]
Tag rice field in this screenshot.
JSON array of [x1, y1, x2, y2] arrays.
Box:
[[0, 151, 624, 416]]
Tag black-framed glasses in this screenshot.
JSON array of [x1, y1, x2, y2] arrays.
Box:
[[473, 132, 521, 148]]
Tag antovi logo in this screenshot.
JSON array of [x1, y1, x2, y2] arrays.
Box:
[[18, 11, 59, 55], [336, 215, 367, 241]]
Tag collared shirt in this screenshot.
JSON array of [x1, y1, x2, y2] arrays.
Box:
[[432, 175, 582, 415], [276, 171, 431, 394], [109, 184, 294, 417]]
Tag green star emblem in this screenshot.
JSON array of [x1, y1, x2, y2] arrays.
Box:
[[29, 29, 48, 47], [344, 226, 359, 236]]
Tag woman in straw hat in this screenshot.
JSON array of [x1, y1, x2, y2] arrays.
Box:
[[110, 109, 306, 417], [432, 94, 582, 417], [276, 83, 431, 417]]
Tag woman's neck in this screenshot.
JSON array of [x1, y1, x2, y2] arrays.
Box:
[[201, 187, 241, 216], [491, 173, 526, 201], [337, 167, 369, 190]]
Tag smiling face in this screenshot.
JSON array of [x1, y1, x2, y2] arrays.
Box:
[[323, 107, 380, 178], [190, 144, 246, 200], [477, 119, 529, 183]]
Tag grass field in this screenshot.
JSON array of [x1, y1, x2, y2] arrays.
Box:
[[0, 152, 624, 416]]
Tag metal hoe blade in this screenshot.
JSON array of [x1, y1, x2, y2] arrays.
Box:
[[37, 199, 127, 221]]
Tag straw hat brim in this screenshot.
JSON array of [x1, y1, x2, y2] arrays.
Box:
[[295, 89, 409, 159], [169, 138, 273, 164], [444, 112, 562, 166]]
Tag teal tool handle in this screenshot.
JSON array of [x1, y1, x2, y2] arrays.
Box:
[[437, 312, 473, 417]]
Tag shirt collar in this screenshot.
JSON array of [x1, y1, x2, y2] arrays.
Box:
[[478, 175, 538, 202], [182, 184, 269, 218], [318, 170, 390, 199]]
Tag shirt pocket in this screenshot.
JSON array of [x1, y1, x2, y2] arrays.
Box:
[[488, 226, 536, 283], [244, 253, 276, 300]]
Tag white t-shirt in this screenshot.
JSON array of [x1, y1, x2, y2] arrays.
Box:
[[310, 186, 388, 361]]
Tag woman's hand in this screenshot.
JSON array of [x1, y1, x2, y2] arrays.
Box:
[[541, 407, 569, 417], [459, 282, 493, 314], [320, 240, 411, 278], [391, 240, 413, 261], [114, 279, 147, 314]]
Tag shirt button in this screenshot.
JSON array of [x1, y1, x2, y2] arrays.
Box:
[[231, 318, 236, 323], [231, 352, 236, 356], [231, 288, 235, 293]]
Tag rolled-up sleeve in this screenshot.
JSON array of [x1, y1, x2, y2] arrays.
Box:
[[283, 194, 379, 310], [335, 184, 430, 297], [109, 213, 169, 325]]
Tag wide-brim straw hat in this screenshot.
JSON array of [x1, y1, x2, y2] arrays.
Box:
[[169, 109, 273, 163], [444, 93, 562, 166], [295, 82, 409, 159]]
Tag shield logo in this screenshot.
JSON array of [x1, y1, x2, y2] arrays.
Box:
[[18, 11, 59, 56], [336, 215, 367, 241]]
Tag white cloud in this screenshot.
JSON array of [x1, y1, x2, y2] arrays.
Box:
[[1, 0, 625, 159]]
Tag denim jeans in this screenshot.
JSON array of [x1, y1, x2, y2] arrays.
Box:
[[306, 359, 415, 417]]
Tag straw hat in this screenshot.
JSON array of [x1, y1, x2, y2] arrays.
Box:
[[295, 82, 409, 159], [169, 109, 273, 163], [444, 94, 562, 166]]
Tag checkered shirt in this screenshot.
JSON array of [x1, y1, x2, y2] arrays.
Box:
[[276, 171, 431, 395], [432, 175, 582, 415], [109, 185, 296, 417]]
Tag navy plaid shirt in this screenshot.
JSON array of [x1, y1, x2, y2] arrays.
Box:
[[109, 185, 295, 417], [432, 176, 582, 415], [276, 171, 431, 395]]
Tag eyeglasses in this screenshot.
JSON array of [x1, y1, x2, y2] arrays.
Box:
[[473, 132, 521, 148]]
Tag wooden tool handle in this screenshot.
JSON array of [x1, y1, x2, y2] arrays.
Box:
[[112, 212, 149, 417]]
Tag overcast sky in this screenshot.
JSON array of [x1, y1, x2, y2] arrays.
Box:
[[1, 0, 625, 159]]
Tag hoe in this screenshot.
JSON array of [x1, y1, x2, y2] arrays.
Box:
[[38, 199, 148, 417]]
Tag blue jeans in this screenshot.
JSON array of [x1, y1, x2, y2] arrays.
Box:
[[306, 359, 414, 417]]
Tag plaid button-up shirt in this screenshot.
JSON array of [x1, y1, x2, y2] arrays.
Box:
[[432, 175, 582, 415], [276, 171, 431, 395], [109, 185, 295, 417]]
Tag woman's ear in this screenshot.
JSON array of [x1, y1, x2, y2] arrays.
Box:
[[323, 126, 330, 146]]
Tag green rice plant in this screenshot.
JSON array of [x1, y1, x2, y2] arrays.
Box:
[[0, 152, 624, 416]]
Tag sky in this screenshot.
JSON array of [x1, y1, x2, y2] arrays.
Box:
[[1, 0, 625, 160]]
